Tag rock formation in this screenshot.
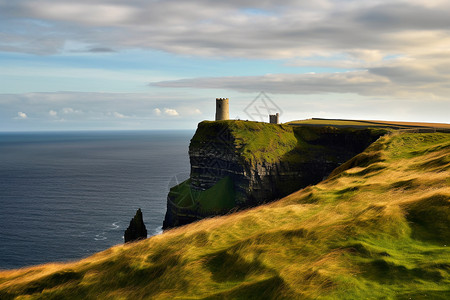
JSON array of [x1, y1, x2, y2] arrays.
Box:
[[124, 208, 147, 243], [163, 120, 386, 229]]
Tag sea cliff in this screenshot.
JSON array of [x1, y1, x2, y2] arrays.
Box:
[[2, 131, 449, 299], [163, 120, 385, 228]]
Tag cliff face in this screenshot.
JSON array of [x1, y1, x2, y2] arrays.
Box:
[[188, 121, 297, 206], [163, 121, 385, 229]]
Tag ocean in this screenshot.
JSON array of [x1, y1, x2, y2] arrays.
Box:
[[0, 130, 193, 269]]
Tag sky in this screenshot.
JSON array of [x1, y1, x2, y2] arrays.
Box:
[[1, 0, 450, 131]]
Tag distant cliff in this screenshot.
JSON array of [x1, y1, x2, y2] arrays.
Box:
[[163, 120, 386, 228]]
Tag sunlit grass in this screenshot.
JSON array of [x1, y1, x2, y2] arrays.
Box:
[[288, 118, 450, 130], [1, 132, 449, 299]]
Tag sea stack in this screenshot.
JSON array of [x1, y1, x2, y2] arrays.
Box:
[[124, 208, 147, 243]]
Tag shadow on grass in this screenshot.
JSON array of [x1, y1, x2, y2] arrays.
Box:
[[203, 275, 295, 300], [360, 259, 444, 284], [404, 194, 450, 244]]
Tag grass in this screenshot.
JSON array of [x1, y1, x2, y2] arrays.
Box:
[[288, 119, 383, 127], [288, 118, 450, 130], [169, 176, 236, 211], [181, 120, 385, 214], [1, 132, 449, 299], [190, 120, 386, 169], [191, 120, 298, 165]]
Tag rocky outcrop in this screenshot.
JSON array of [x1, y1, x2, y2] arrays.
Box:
[[124, 208, 147, 243], [163, 121, 385, 229]]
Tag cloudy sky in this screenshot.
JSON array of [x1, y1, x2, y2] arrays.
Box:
[[1, 0, 449, 131]]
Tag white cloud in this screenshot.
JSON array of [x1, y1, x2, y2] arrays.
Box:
[[347, 49, 384, 63], [113, 112, 127, 119], [62, 107, 74, 114], [2, 0, 450, 61], [17, 112, 27, 119], [1, 91, 449, 130], [23, 2, 138, 26], [62, 107, 82, 114], [179, 107, 202, 115], [151, 65, 450, 100], [153, 108, 162, 116], [2, 0, 450, 115], [164, 108, 179, 116], [152, 72, 388, 95], [49, 110, 57, 117]]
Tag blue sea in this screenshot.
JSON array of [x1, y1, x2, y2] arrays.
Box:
[[0, 130, 193, 269]]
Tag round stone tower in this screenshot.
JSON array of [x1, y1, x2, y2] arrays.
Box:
[[215, 98, 229, 121], [269, 113, 280, 124]]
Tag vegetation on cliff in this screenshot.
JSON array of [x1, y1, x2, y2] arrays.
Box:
[[165, 120, 386, 228], [191, 120, 386, 165], [1, 132, 449, 299], [190, 120, 298, 165], [168, 176, 236, 211]]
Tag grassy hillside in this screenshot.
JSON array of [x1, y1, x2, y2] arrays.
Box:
[[1, 132, 449, 299]]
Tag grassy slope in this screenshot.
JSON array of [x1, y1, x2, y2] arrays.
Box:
[[1, 132, 449, 299]]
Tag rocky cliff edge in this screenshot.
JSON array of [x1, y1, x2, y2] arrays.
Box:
[[163, 120, 386, 228]]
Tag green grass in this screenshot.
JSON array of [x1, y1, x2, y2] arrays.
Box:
[[191, 120, 386, 166], [183, 121, 385, 213], [170, 176, 236, 211], [288, 118, 384, 127], [191, 120, 298, 165], [287, 118, 450, 131], [1, 132, 449, 299]]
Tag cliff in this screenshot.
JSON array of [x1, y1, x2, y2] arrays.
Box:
[[163, 120, 386, 228], [3, 131, 448, 299]]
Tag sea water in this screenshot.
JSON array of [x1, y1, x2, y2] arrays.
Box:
[[0, 130, 192, 269]]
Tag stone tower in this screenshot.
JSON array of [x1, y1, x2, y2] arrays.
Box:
[[269, 113, 279, 124], [215, 98, 229, 121]]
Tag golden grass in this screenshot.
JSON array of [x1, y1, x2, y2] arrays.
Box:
[[1, 132, 449, 299], [288, 118, 450, 130], [367, 120, 450, 129]]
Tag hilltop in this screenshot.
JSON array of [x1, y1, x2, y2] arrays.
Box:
[[0, 129, 449, 299], [288, 118, 450, 131]]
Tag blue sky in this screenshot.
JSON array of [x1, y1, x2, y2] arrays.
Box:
[[1, 0, 449, 131], [0, 50, 340, 94]]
